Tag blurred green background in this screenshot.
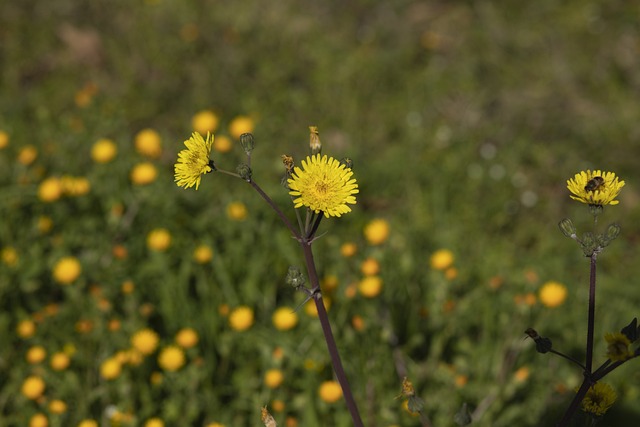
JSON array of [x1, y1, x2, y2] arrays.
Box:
[[1, 0, 640, 426]]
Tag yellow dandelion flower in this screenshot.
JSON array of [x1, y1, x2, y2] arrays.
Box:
[[272, 307, 298, 331], [100, 357, 122, 380], [26, 346, 47, 364], [18, 145, 38, 165], [29, 413, 48, 427], [91, 139, 118, 163], [17, 319, 36, 338], [264, 369, 284, 388], [363, 219, 389, 245], [318, 380, 343, 403], [53, 256, 82, 285], [605, 332, 633, 362], [581, 382, 616, 416], [228, 115, 255, 139], [131, 328, 160, 355], [360, 258, 380, 276], [158, 346, 186, 372], [567, 170, 625, 206], [175, 328, 199, 348], [229, 306, 254, 331], [213, 134, 233, 153], [0, 130, 9, 149], [288, 154, 358, 218], [2, 246, 18, 267], [77, 420, 99, 427], [358, 276, 383, 298], [192, 110, 219, 134], [174, 132, 214, 190], [193, 244, 213, 263], [144, 418, 165, 427], [50, 352, 71, 371], [147, 228, 172, 251], [134, 129, 162, 158], [226, 201, 248, 221], [130, 162, 158, 185], [21, 376, 46, 399], [49, 399, 67, 414], [514, 366, 530, 383], [539, 281, 568, 308], [340, 242, 357, 257], [430, 249, 454, 271], [205, 423, 225, 427], [38, 177, 63, 202]]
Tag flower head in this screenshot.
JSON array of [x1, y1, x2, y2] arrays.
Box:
[[605, 332, 633, 362], [581, 382, 616, 416], [288, 154, 358, 218], [174, 132, 214, 190], [539, 281, 568, 308], [567, 170, 625, 206]]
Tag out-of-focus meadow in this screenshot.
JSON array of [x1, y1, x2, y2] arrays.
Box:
[[1, 0, 640, 426]]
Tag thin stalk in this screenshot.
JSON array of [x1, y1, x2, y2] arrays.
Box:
[[557, 379, 592, 427], [585, 254, 597, 374], [249, 180, 300, 240]]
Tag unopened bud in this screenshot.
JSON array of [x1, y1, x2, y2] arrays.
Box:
[[236, 163, 252, 182], [240, 133, 255, 155], [309, 126, 321, 155], [606, 223, 621, 241], [581, 232, 597, 257], [558, 218, 576, 238], [285, 266, 306, 289]]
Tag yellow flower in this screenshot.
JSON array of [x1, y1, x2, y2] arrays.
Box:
[[2, 246, 18, 267], [91, 139, 118, 163], [17, 319, 36, 338], [192, 110, 219, 134], [175, 328, 199, 348], [53, 256, 82, 284], [0, 130, 9, 148], [514, 366, 530, 383], [100, 357, 122, 380], [340, 242, 357, 257], [229, 306, 254, 331], [144, 418, 165, 427], [288, 154, 358, 218], [18, 145, 38, 165], [228, 115, 255, 139], [49, 399, 67, 414], [38, 177, 63, 202], [174, 132, 214, 190], [158, 346, 186, 372], [363, 219, 389, 245], [304, 297, 331, 317], [147, 228, 171, 251], [581, 382, 616, 416], [264, 369, 284, 388], [131, 328, 160, 355], [539, 281, 568, 308], [358, 276, 383, 298], [130, 162, 158, 185], [50, 352, 71, 371], [205, 423, 225, 427], [134, 129, 162, 158], [318, 380, 343, 403], [38, 216, 53, 234], [567, 170, 625, 206], [430, 249, 454, 271], [213, 135, 233, 153], [193, 244, 213, 263], [605, 332, 633, 362], [21, 376, 46, 399], [29, 414, 48, 427], [26, 346, 47, 364], [272, 307, 298, 331], [77, 420, 99, 427], [360, 258, 380, 276], [226, 201, 248, 221]]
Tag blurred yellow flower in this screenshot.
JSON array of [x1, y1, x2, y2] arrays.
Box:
[[38, 216, 53, 234], [29, 414, 48, 427], [322, 275, 339, 292], [363, 219, 389, 245], [581, 382, 616, 416], [304, 297, 331, 317], [205, 423, 225, 427], [144, 418, 165, 427], [158, 346, 186, 372], [288, 154, 358, 218], [134, 129, 162, 158], [193, 244, 213, 263], [150, 371, 163, 385], [213, 134, 232, 153], [21, 375, 46, 399], [358, 276, 383, 298], [272, 307, 298, 331], [360, 258, 380, 276], [26, 346, 47, 364], [38, 177, 63, 202], [175, 328, 199, 348], [17, 319, 36, 338], [538, 281, 567, 308], [174, 132, 214, 190], [192, 110, 219, 135], [130, 162, 158, 185], [91, 138, 118, 163], [430, 249, 454, 271], [50, 352, 71, 371], [49, 399, 67, 414], [53, 256, 82, 285], [0, 130, 9, 148], [121, 280, 135, 294], [340, 242, 357, 257], [18, 144, 38, 165], [226, 201, 248, 221], [77, 420, 99, 427], [1, 246, 18, 267], [318, 380, 342, 403], [514, 366, 530, 383], [264, 369, 284, 388], [147, 228, 172, 251], [100, 357, 122, 380], [444, 267, 458, 280], [228, 115, 255, 139], [567, 170, 625, 206], [229, 306, 254, 331], [131, 328, 159, 355], [605, 332, 633, 362], [351, 315, 365, 331]]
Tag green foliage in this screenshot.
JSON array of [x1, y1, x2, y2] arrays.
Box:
[[1, 0, 640, 426]]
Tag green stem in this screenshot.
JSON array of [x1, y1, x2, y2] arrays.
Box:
[[249, 180, 301, 241]]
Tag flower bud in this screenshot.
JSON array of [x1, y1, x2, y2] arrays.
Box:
[[309, 126, 321, 155], [240, 133, 255, 155], [558, 218, 576, 238], [285, 266, 306, 289], [581, 232, 597, 257], [236, 163, 252, 182], [606, 223, 621, 241]]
